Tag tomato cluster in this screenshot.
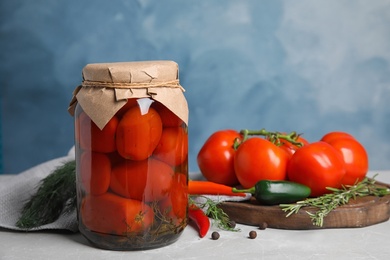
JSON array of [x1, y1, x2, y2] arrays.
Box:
[[75, 98, 188, 236], [197, 129, 368, 197]]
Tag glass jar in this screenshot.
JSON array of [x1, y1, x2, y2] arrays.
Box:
[[69, 61, 188, 250]]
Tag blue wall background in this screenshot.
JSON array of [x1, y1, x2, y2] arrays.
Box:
[[1, 0, 390, 174]]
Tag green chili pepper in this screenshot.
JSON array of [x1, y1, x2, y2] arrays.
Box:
[[232, 180, 311, 205]]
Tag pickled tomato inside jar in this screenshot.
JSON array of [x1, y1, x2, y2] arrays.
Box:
[[116, 98, 163, 161]]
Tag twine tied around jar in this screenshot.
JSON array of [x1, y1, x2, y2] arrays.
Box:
[[81, 79, 185, 92]]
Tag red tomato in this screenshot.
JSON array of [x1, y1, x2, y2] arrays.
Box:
[[320, 131, 354, 143], [152, 102, 184, 127], [159, 172, 188, 225], [79, 112, 119, 153], [80, 151, 111, 195], [197, 130, 241, 186], [115, 98, 138, 118], [287, 141, 346, 197], [110, 158, 173, 202], [81, 193, 154, 235], [153, 127, 188, 166], [234, 137, 288, 188], [279, 136, 310, 159], [325, 138, 369, 186], [116, 106, 162, 160]]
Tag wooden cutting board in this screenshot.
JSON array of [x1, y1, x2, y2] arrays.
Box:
[[218, 180, 390, 230]]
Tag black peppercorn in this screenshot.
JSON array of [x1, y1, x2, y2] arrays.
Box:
[[211, 231, 220, 240], [228, 220, 236, 228], [259, 222, 268, 230], [249, 230, 257, 239]]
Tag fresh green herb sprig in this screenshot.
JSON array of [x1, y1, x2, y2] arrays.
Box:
[[280, 175, 390, 227], [16, 160, 77, 229], [190, 196, 240, 232]]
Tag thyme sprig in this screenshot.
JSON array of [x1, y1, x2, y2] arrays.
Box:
[[280, 175, 390, 227]]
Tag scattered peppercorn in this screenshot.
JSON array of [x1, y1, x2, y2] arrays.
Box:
[[211, 231, 220, 240], [249, 230, 257, 239], [228, 220, 236, 229], [259, 222, 268, 230]]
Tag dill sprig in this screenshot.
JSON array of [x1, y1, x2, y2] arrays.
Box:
[[280, 175, 390, 227], [16, 160, 77, 229]]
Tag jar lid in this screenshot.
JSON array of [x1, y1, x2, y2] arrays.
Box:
[[82, 60, 179, 85], [68, 61, 188, 129]]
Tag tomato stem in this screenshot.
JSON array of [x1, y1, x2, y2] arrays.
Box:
[[233, 128, 304, 149]]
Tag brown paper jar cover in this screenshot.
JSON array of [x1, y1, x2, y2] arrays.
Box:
[[68, 60, 188, 129]]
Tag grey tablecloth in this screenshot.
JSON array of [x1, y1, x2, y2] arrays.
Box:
[[0, 147, 78, 232]]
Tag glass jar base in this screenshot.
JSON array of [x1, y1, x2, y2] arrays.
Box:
[[80, 227, 184, 251]]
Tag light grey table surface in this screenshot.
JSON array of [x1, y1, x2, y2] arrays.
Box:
[[1, 156, 389, 260]]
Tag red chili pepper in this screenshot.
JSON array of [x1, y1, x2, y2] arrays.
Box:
[[188, 180, 247, 197], [188, 205, 210, 238]]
